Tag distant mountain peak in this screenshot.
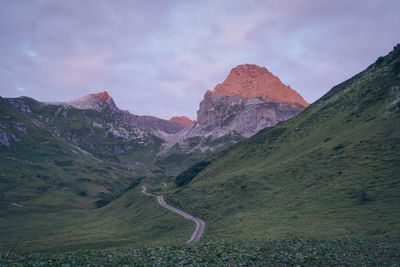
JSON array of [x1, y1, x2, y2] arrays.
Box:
[[66, 91, 117, 111], [170, 116, 196, 127], [91, 91, 111, 101], [211, 64, 309, 107]]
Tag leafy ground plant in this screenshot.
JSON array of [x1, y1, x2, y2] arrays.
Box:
[[1, 237, 399, 266]]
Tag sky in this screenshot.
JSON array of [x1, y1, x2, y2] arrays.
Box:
[[0, 0, 399, 120]]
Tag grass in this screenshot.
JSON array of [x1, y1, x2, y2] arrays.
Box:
[[0, 187, 194, 252], [162, 44, 400, 241], [2, 237, 399, 266]]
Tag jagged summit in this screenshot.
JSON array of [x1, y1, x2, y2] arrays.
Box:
[[170, 116, 196, 127], [91, 91, 112, 101], [64, 91, 184, 134], [159, 64, 308, 153], [207, 64, 309, 107], [66, 91, 117, 111]]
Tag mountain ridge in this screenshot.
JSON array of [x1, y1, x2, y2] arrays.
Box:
[[3, 63, 308, 156], [161, 64, 307, 153]]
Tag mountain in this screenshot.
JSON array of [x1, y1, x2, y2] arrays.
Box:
[[165, 45, 400, 240], [162, 64, 307, 153], [170, 116, 196, 127], [0, 64, 310, 251], [212, 64, 309, 107], [2, 92, 186, 162], [1, 65, 308, 161], [67, 91, 118, 111], [0, 95, 140, 211], [67, 91, 184, 135], [0, 90, 191, 222]]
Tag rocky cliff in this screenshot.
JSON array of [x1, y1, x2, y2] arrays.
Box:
[[66, 91, 184, 135], [1, 65, 308, 159], [67, 91, 119, 112], [1, 92, 184, 163], [170, 116, 196, 127], [161, 64, 308, 153], [212, 64, 309, 107]]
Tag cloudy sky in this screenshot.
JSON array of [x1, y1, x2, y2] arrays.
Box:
[[0, 0, 399, 120]]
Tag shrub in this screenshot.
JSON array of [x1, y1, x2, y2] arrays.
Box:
[[175, 161, 211, 186]]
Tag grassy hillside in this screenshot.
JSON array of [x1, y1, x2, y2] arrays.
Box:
[[164, 45, 400, 240], [0, 97, 207, 252], [0, 187, 194, 252], [0, 96, 199, 252], [0, 97, 147, 210], [0, 96, 166, 163]]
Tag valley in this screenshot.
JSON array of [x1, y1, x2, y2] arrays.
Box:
[[1, 44, 399, 265]]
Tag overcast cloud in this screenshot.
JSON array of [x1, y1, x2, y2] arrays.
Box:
[[0, 0, 399, 119]]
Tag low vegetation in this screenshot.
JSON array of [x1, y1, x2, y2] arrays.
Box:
[[175, 161, 211, 186], [2, 237, 398, 266]]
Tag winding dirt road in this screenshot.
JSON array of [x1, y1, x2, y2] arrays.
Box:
[[141, 186, 205, 243]]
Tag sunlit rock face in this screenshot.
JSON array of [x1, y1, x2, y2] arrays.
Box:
[[195, 92, 305, 138], [66, 91, 118, 112], [212, 64, 309, 107], [193, 64, 308, 137], [170, 116, 196, 127], [160, 64, 308, 154], [66, 91, 184, 135]]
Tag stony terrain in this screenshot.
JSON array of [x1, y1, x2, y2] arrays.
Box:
[[213, 64, 309, 107], [162, 64, 307, 153], [170, 116, 196, 127]]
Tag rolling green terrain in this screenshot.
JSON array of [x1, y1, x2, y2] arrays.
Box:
[[0, 98, 198, 252], [165, 44, 400, 240], [0, 187, 194, 252]]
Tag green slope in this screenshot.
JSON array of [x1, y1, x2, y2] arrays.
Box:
[[165, 45, 400, 240], [0, 96, 165, 163], [0, 187, 194, 252], [0, 97, 144, 211], [0, 96, 202, 252]]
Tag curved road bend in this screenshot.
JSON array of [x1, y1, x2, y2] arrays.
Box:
[[141, 185, 155, 197], [141, 186, 206, 243]]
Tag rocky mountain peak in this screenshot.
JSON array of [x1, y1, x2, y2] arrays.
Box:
[[66, 91, 117, 111], [170, 116, 196, 127], [212, 64, 309, 107], [91, 91, 111, 101]]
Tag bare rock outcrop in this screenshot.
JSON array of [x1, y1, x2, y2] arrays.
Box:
[[170, 116, 196, 127], [161, 64, 308, 153], [212, 64, 309, 107]]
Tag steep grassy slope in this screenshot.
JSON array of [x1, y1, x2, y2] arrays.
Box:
[[165, 45, 400, 240]]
